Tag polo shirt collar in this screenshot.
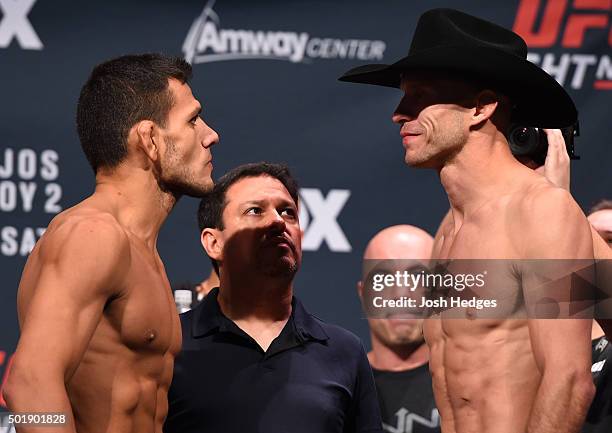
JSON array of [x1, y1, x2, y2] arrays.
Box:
[[291, 295, 329, 343], [192, 287, 329, 343]]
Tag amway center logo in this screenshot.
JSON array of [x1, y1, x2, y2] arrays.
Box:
[[183, 0, 385, 64]]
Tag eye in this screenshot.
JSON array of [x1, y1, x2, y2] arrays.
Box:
[[189, 115, 199, 125], [281, 207, 297, 219], [245, 207, 262, 215]]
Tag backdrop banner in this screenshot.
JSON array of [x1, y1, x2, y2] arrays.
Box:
[[1, 0, 610, 409]]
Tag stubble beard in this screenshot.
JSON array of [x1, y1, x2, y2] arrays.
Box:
[[158, 136, 213, 198], [258, 254, 300, 280], [407, 114, 468, 168], [376, 323, 425, 348]]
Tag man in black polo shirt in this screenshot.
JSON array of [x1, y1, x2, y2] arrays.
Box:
[[164, 162, 382, 433], [358, 225, 440, 433]]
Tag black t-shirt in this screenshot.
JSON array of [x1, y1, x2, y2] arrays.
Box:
[[373, 364, 441, 433], [583, 336, 612, 432]]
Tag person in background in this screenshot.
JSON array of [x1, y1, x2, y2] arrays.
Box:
[[172, 267, 220, 311], [588, 200, 612, 247], [584, 199, 612, 432], [357, 225, 440, 433], [165, 162, 382, 433], [194, 268, 220, 300]]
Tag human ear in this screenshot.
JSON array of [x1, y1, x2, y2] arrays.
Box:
[[134, 120, 159, 162], [201, 228, 223, 261], [470, 90, 499, 127]]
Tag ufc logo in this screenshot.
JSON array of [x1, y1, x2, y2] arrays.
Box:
[[513, 0, 611, 48], [299, 188, 351, 252], [0, 0, 42, 50]]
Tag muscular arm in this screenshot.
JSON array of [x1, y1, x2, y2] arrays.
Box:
[[2, 216, 130, 433], [521, 188, 595, 433], [538, 130, 609, 263], [536, 129, 612, 339]]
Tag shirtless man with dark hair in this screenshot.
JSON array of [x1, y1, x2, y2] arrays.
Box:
[[340, 9, 595, 433], [2, 53, 219, 433]]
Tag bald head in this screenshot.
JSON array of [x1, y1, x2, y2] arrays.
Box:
[[363, 225, 434, 261], [360, 225, 433, 357]]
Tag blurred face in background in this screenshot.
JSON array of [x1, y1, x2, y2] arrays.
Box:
[[589, 209, 612, 247], [362, 263, 429, 348], [358, 226, 434, 350]]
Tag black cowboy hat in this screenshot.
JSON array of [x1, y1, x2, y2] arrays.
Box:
[[339, 8, 577, 128]]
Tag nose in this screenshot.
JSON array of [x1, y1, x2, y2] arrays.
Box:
[[201, 122, 220, 149], [392, 95, 413, 125], [265, 209, 286, 233]]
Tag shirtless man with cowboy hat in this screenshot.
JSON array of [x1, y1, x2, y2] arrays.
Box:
[[340, 8, 595, 433]]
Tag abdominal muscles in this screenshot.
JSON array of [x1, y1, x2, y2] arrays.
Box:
[[429, 319, 540, 433]]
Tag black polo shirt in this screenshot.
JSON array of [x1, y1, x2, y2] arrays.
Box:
[[164, 288, 382, 433]]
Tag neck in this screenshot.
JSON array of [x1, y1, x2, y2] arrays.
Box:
[[217, 270, 293, 323], [94, 165, 178, 248], [438, 129, 527, 226], [368, 337, 429, 371]]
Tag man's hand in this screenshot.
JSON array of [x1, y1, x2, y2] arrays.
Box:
[[534, 129, 571, 191]]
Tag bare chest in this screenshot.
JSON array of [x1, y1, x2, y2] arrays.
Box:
[[100, 249, 181, 356], [431, 216, 526, 322], [435, 213, 521, 260]]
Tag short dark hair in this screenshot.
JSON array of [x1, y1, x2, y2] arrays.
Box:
[[198, 162, 300, 273], [590, 199, 612, 215], [76, 53, 192, 172]]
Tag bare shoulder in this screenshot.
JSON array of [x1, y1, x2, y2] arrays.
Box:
[[41, 207, 130, 257], [30, 205, 132, 291], [509, 181, 592, 259], [514, 182, 586, 230]]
